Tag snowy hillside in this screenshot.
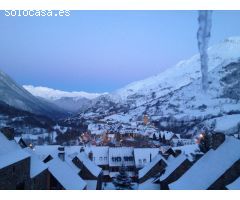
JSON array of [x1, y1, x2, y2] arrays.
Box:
[[74, 37, 240, 136], [0, 70, 66, 118], [112, 37, 240, 106]]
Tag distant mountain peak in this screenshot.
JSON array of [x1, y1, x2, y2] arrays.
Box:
[[23, 85, 107, 101]]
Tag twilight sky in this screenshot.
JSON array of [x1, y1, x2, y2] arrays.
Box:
[[0, 10, 240, 93]]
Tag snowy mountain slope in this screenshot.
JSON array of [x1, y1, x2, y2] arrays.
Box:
[[76, 37, 240, 114], [23, 85, 107, 112], [121, 58, 240, 135], [111, 37, 240, 106], [74, 37, 240, 135], [0, 70, 66, 118]]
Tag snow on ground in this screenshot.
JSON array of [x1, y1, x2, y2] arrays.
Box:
[[204, 114, 240, 134]]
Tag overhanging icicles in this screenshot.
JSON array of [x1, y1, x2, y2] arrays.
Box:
[[197, 10, 213, 92]]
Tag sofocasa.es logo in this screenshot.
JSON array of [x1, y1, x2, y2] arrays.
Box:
[[3, 10, 71, 17]]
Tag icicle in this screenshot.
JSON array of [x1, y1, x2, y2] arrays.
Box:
[[197, 10, 213, 92]]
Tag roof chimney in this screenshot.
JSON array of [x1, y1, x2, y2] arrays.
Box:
[[80, 147, 85, 153], [58, 146, 65, 161], [88, 151, 93, 161]]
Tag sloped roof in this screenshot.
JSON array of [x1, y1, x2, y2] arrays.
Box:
[[160, 154, 188, 181], [226, 177, 240, 190], [139, 154, 167, 179], [76, 152, 102, 177], [0, 132, 30, 169], [170, 137, 240, 190], [48, 158, 86, 190], [134, 148, 159, 168], [24, 147, 48, 178], [109, 147, 134, 166]]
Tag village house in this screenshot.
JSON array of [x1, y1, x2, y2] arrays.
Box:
[[46, 157, 87, 190], [159, 154, 192, 190], [108, 147, 136, 179], [134, 148, 159, 170], [169, 135, 240, 190], [85, 146, 110, 181], [24, 147, 49, 190], [0, 132, 31, 189], [138, 153, 167, 184], [72, 149, 103, 190]]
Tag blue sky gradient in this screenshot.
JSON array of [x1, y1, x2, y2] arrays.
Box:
[[0, 10, 239, 92]]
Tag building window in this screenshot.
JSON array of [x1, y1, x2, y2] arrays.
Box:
[[139, 159, 142, 165]]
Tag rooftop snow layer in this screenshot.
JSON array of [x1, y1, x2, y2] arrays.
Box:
[[226, 177, 240, 190], [77, 152, 102, 177], [160, 154, 188, 181], [169, 137, 240, 190], [47, 158, 86, 190], [24, 147, 48, 178], [139, 154, 166, 179], [0, 133, 30, 169], [134, 148, 159, 168]]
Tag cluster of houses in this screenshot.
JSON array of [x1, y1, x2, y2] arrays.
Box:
[[1, 127, 240, 190], [87, 121, 195, 148]]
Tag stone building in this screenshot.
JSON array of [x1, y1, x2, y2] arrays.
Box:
[[0, 132, 31, 189]]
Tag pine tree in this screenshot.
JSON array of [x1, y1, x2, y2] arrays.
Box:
[[153, 133, 157, 141], [112, 165, 133, 190], [162, 134, 166, 144]]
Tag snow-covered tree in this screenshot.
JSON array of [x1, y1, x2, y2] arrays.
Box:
[[112, 165, 133, 190]]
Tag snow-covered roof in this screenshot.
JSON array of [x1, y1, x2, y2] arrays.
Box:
[[160, 154, 188, 181], [134, 148, 159, 168], [139, 154, 166, 179], [76, 152, 102, 177], [85, 146, 109, 166], [0, 133, 30, 169], [85, 180, 98, 190], [170, 137, 240, 190], [138, 178, 160, 190], [24, 147, 48, 178], [173, 144, 199, 160], [47, 157, 86, 190], [109, 147, 134, 166], [160, 131, 175, 140], [226, 177, 240, 190]]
